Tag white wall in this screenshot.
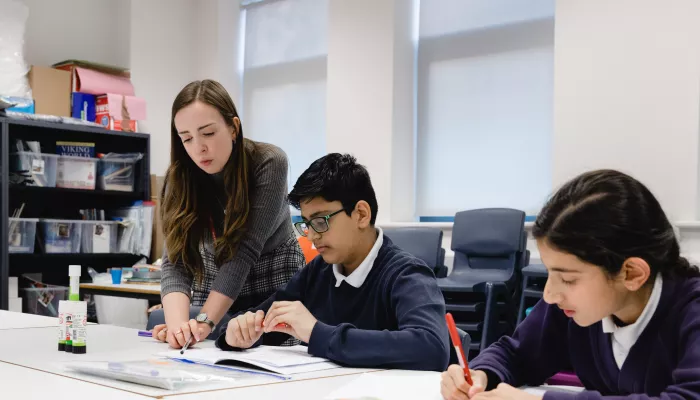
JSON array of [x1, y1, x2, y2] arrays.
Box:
[[553, 0, 700, 221], [129, 0, 197, 176], [22, 0, 131, 68], [327, 0, 415, 222]]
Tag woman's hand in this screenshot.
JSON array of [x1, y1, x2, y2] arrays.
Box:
[[152, 324, 168, 342], [169, 319, 213, 349], [472, 384, 542, 400], [441, 365, 488, 400]]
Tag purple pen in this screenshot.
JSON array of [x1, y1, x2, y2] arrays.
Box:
[[138, 330, 153, 338]]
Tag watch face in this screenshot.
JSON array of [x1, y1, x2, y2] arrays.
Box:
[[197, 313, 207, 322]]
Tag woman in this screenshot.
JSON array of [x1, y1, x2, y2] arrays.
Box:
[[441, 170, 700, 400], [153, 80, 304, 349]]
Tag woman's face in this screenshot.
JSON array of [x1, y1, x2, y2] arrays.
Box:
[[174, 101, 238, 174]]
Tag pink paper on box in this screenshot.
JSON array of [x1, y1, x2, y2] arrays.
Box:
[[75, 67, 135, 96], [103, 94, 147, 120]]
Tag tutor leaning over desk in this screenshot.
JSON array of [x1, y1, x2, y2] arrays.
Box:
[[153, 79, 304, 349]]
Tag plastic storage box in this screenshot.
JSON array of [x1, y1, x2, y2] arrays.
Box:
[[8, 217, 38, 253], [22, 285, 68, 317], [98, 154, 142, 192], [57, 155, 97, 190], [81, 221, 118, 253], [10, 152, 58, 187], [39, 219, 82, 253]]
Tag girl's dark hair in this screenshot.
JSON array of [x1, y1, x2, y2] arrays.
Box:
[[161, 79, 253, 283], [533, 169, 699, 279]]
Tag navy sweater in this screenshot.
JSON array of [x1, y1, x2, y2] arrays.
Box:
[[470, 275, 700, 400], [217, 236, 450, 371]]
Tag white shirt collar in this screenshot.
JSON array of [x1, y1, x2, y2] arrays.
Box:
[[332, 227, 383, 288], [601, 273, 663, 368]]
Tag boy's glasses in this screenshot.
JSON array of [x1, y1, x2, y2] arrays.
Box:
[[294, 209, 345, 237]]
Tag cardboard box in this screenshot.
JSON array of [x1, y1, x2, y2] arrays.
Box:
[[28, 66, 71, 117], [53, 60, 130, 85], [150, 174, 165, 261], [96, 94, 146, 132]]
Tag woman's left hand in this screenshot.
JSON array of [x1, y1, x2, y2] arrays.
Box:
[[471, 384, 542, 400]]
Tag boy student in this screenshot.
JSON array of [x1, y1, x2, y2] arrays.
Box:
[[441, 170, 700, 400], [217, 153, 450, 371]]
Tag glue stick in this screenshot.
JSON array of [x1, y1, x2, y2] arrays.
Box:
[[70, 301, 88, 354], [57, 300, 68, 351], [69, 265, 81, 301]]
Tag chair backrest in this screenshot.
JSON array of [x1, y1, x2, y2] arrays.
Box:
[[383, 227, 444, 271], [451, 208, 526, 271]]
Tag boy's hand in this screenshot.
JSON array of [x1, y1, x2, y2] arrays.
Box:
[[262, 301, 317, 343], [225, 310, 265, 349], [441, 366, 488, 399]]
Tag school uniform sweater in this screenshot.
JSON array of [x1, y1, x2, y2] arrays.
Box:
[[216, 235, 451, 372], [470, 275, 700, 400]]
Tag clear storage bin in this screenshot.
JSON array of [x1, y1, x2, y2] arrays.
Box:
[[10, 152, 58, 187], [57, 155, 97, 190], [22, 285, 68, 317], [81, 221, 118, 253], [98, 154, 142, 192], [8, 217, 38, 253], [39, 219, 82, 253]]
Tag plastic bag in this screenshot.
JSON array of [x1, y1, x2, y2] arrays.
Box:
[[65, 358, 280, 390], [0, 0, 32, 98]]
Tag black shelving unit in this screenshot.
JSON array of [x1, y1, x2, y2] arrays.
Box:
[[0, 116, 151, 310]]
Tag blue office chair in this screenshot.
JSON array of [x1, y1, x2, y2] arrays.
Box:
[[383, 227, 447, 277], [438, 208, 527, 350], [438, 208, 527, 292], [146, 306, 233, 340]]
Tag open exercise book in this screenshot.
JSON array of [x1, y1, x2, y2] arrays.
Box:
[[160, 345, 341, 376]]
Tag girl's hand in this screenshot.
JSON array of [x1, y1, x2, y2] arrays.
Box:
[[472, 383, 542, 400], [441, 365, 488, 399]]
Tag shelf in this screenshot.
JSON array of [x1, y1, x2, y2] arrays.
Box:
[[9, 185, 147, 212], [1, 116, 150, 140], [10, 185, 145, 200], [10, 253, 144, 262]]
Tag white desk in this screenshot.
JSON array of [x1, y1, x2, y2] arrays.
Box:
[[0, 309, 58, 330], [0, 362, 149, 399], [0, 324, 380, 398]]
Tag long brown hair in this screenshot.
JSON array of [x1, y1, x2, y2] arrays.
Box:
[[161, 80, 253, 282]]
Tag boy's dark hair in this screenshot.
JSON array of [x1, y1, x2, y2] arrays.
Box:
[[288, 153, 378, 225], [533, 169, 700, 279]]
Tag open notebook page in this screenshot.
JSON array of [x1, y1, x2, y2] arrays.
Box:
[[160, 345, 341, 375]]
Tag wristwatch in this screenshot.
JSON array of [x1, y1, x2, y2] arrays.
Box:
[[195, 313, 216, 330]]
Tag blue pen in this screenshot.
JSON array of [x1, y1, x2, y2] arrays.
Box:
[[137, 330, 153, 338]]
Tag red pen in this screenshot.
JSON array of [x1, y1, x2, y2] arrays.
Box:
[[446, 313, 474, 385]]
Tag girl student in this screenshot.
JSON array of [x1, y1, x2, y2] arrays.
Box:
[[441, 169, 700, 400]]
